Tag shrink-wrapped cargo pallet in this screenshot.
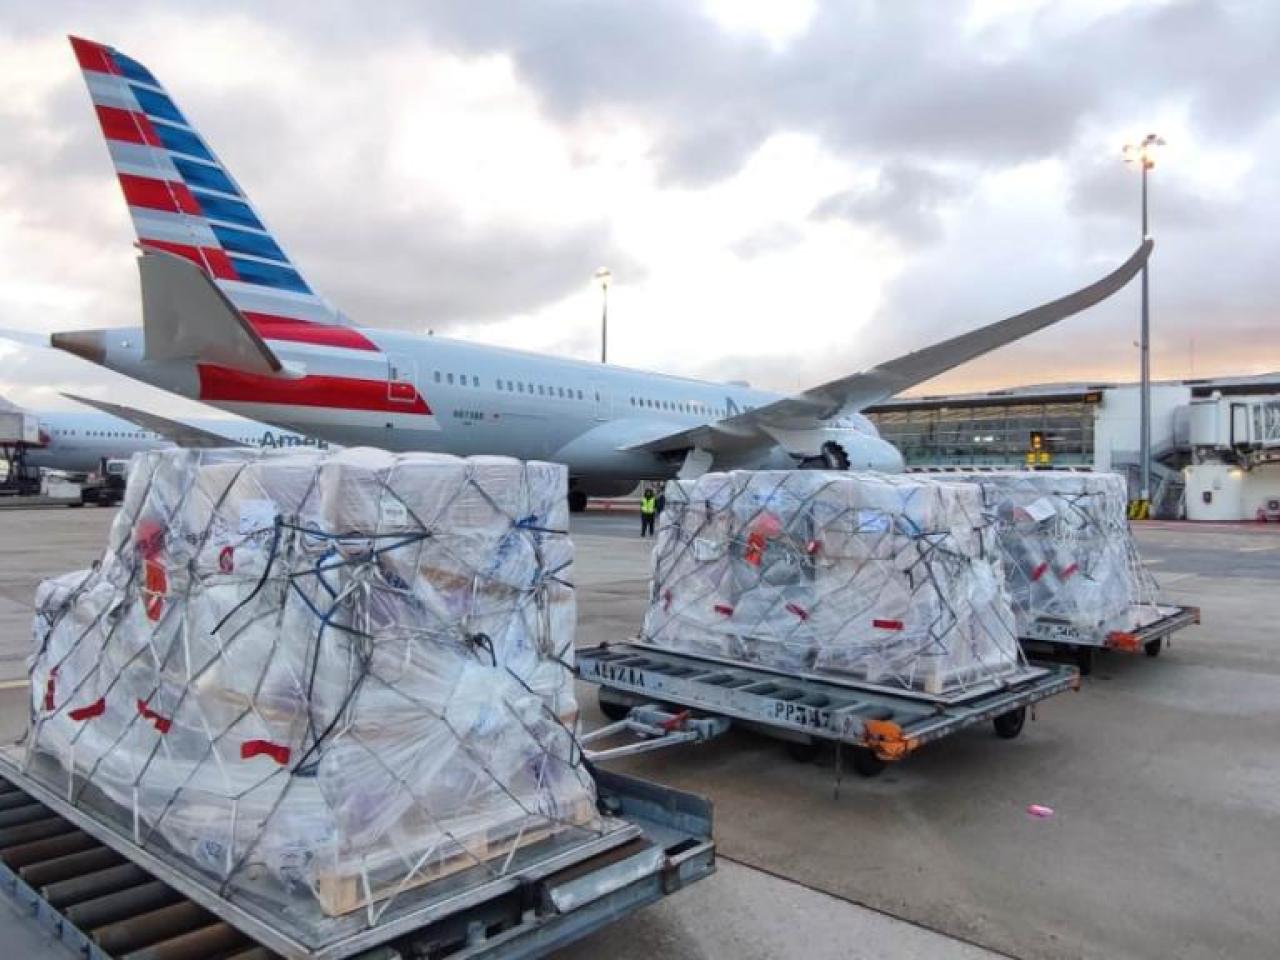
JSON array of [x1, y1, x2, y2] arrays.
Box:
[[946, 471, 1157, 636], [26, 447, 600, 921], [642, 471, 1023, 696]]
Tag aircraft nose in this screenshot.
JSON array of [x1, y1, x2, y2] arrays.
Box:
[[51, 330, 106, 365], [874, 439, 906, 473]]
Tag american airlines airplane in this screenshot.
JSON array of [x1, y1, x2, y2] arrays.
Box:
[[50, 37, 1150, 511], [19, 398, 324, 474]]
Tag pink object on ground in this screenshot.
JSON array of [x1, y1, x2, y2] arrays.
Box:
[[1026, 803, 1055, 819]]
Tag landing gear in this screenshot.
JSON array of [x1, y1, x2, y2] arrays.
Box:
[[799, 442, 851, 471], [568, 489, 588, 513], [1144, 636, 1163, 658]]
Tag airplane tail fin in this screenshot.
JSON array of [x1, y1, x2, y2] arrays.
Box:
[[69, 36, 351, 337]]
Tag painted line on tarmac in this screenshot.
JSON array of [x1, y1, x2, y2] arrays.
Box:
[[718, 852, 1016, 960], [0, 679, 29, 690]]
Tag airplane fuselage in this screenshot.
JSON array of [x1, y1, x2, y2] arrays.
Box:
[[60, 324, 902, 495], [24, 410, 323, 474]]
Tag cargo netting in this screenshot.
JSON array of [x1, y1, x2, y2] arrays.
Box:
[[25, 447, 602, 928], [946, 471, 1160, 636], [642, 471, 1025, 696]]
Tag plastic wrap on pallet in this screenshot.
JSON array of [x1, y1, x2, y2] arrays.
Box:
[[642, 471, 1024, 695], [26, 447, 600, 923], [945, 471, 1158, 635]]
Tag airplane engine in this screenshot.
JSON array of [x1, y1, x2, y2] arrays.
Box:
[[795, 429, 905, 473]]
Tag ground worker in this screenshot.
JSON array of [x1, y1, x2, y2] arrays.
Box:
[[640, 487, 657, 537]]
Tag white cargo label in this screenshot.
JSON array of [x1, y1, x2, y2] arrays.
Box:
[[238, 499, 277, 534]]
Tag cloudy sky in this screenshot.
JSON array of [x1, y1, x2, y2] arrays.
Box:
[[1, 0, 1277, 419]]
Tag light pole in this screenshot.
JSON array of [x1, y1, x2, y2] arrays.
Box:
[[1122, 133, 1164, 504], [594, 267, 612, 363]]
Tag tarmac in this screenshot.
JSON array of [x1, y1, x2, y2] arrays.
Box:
[[1, 506, 1277, 959]]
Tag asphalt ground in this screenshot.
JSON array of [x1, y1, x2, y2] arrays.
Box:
[[0, 506, 999, 960], [0, 506, 1276, 958], [571, 512, 1280, 960]]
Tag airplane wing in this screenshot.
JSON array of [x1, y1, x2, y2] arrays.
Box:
[[626, 239, 1152, 454], [62, 393, 248, 448]]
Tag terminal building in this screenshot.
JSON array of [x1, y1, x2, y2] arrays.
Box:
[[864, 373, 1280, 521]]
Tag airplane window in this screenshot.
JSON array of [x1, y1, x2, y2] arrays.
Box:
[[595, 392, 600, 402], [447, 373, 454, 384], [557, 387, 564, 398], [434, 371, 441, 382], [496, 380, 503, 390], [537, 385, 544, 395], [517, 382, 524, 393], [577, 389, 583, 399]]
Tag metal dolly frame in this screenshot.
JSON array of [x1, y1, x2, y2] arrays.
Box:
[[0, 760, 713, 960], [1020, 603, 1201, 674], [577, 642, 1079, 777]]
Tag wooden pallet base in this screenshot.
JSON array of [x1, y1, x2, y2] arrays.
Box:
[[315, 797, 597, 917]]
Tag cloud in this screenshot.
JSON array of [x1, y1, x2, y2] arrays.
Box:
[[813, 162, 961, 245], [0, 0, 1279, 419]]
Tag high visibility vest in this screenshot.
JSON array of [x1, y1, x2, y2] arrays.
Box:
[[641, 496, 657, 515]]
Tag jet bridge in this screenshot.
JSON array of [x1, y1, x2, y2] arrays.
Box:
[[1189, 394, 1280, 462], [1185, 394, 1280, 520]]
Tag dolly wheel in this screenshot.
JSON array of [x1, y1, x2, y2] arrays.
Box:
[[851, 747, 887, 778], [785, 738, 822, 763], [993, 707, 1027, 739], [597, 691, 631, 722], [1144, 636, 1163, 658], [1075, 646, 1094, 677]]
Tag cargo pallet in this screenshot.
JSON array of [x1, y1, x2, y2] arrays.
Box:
[[1019, 603, 1200, 675], [578, 642, 1078, 779], [0, 759, 713, 960]]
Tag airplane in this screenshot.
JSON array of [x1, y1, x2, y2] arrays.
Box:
[[16, 396, 326, 474], [50, 36, 1151, 512]]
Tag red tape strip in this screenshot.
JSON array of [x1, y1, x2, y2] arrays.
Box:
[[240, 739, 291, 765], [136, 699, 172, 734], [1030, 562, 1049, 581], [713, 604, 734, 616], [43, 670, 57, 711], [872, 618, 904, 631], [68, 697, 106, 721], [785, 602, 809, 620]]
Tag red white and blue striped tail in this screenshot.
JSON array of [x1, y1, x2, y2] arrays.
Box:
[[70, 36, 365, 348]]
